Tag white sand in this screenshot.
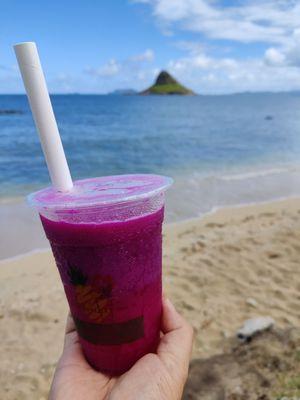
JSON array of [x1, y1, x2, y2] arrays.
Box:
[[1, 198, 300, 399]]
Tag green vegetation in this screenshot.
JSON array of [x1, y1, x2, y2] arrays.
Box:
[[146, 83, 193, 95], [295, 350, 300, 361], [274, 375, 300, 399], [140, 70, 195, 95]]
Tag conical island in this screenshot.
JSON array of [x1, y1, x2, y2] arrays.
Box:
[[140, 70, 195, 95]]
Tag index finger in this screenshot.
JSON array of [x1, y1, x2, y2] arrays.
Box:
[[158, 298, 194, 368]]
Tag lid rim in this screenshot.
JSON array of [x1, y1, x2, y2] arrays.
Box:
[[28, 174, 173, 210]]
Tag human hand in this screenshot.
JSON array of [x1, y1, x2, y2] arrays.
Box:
[[49, 297, 193, 400]]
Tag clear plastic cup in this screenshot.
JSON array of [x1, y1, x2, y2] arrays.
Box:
[[28, 174, 172, 375]]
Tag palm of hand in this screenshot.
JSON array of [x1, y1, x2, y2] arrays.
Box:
[[50, 299, 193, 400]]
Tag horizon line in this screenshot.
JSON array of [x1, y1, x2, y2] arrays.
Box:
[[0, 90, 300, 96]]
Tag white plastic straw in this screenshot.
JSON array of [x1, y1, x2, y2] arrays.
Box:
[[14, 42, 73, 192]]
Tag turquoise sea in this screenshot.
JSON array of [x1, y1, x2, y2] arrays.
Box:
[[1, 93, 300, 218]]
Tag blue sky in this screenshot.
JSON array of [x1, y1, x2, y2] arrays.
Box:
[[1, 0, 300, 94]]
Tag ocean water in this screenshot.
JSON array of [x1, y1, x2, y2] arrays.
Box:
[[1, 93, 300, 220]]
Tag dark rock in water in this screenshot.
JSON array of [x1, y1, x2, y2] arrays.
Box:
[[0, 109, 23, 115], [265, 115, 273, 120], [140, 70, 195, 95]]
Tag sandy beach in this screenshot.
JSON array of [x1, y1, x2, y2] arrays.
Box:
[[1, 198, 300, 399]]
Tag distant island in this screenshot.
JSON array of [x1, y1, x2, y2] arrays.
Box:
[[109, 89, 138, 95], [140, 70, 195, 95]]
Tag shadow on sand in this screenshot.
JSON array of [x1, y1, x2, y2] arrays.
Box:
[[183, 328, 300, 400]]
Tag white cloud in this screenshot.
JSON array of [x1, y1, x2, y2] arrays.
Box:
[[84, 49, 155, 81], [166, 47, 300, 94], [85, 59, 121, 77], [135, 0, 300, 44], [175, 41, 206, 55], [49, 73, 76, 92], [130, 0, 300, 93], [81, 50, 158, 93], [0, 64, 24, 93], [264, 28, 300, 67], [264, 48, 286, 66], [130, 49, 155, 62]]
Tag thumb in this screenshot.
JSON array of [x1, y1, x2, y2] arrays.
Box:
[[59, 312, 88, 366], [158, 298, 194, 370]]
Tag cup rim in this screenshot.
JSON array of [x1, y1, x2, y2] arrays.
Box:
[[27, 174, 173, 211]]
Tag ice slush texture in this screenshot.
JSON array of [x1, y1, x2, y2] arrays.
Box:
[[41, 206, 164, 375]]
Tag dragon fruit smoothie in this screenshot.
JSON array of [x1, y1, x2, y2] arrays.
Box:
[[29, 174, 172, 375], [15, 43, 173, 376]]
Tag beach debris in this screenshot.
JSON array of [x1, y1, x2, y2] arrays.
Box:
[[246, 297, 258, 308], [237, 317, 275, 341], [221, 330, 230, 339]]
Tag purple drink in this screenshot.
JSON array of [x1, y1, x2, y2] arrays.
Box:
[[29, 174, 172, 375]]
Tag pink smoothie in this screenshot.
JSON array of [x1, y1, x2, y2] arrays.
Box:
[[29, 175, 172, 375]]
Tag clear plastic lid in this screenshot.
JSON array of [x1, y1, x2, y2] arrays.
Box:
[[29, 174, 173, 210], [28, 174, 173, 223]]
